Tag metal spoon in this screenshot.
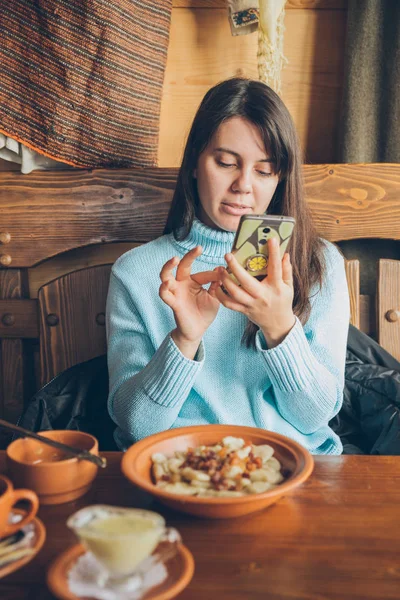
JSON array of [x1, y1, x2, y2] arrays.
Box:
[[0, 419, 107, 469]]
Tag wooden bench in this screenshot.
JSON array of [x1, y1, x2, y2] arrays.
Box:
[[0, 164, 399, 432]]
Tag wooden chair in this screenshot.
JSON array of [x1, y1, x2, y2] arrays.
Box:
[[0, 164, 399, 432], [38, 264, 111, 386]]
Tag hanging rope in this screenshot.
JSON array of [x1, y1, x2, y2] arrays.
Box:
[[257, 0, 288, 94]]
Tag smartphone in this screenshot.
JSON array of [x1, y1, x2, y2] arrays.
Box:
[[228, 214, 296, 282]]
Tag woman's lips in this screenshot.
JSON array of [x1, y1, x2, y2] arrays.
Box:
[[221, 203, 252, 216]]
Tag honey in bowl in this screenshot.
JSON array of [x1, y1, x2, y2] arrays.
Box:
[[67, 505, 179, 579]]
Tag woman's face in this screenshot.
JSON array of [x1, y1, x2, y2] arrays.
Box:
[[195, 117, 280, 232]]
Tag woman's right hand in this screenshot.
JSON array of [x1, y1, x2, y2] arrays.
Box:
[[159, 246, 221, 358]]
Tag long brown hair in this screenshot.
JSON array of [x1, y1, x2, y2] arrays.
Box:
[[164, 78, 325, 347]]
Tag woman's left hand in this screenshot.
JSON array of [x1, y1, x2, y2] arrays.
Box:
[[213, 237, 296, 348]]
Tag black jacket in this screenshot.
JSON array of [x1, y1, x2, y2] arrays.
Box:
[[330, 325, 400, 455], [14, 325, 400, 454]]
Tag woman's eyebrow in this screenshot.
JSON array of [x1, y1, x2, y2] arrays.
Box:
[[214, 147, 274, 163]]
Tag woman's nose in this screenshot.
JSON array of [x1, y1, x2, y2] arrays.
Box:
[[231, 170, 252, 194]]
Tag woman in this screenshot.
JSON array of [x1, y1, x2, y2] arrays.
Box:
[[106, 78, 350, 453]]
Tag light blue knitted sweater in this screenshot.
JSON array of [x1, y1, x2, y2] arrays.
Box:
[[106, 219, 350, 454]]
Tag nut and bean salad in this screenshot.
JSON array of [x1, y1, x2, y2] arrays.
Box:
[[151, 436, 285, 497]]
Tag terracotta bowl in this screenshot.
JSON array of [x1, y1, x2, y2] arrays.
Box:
[[121, 425, 314, 519], [6, 431, 99, 505]]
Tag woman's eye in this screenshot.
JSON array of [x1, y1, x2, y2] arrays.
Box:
[[218, 161, 236, 168], [257, 170, 273, 177]]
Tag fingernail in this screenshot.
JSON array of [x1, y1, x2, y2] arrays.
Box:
[[225, 253, 233, 262]]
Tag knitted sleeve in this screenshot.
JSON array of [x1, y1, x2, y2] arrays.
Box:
[[255, 242, 350, 434], [106, 271, 204, 441]]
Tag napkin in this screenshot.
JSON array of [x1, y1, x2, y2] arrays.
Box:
[[68, 551, 168, 600]]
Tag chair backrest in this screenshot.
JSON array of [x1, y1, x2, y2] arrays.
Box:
[[38, 264, 112, 386], [1, 164, 400, 428]]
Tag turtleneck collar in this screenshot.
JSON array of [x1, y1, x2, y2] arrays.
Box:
[[171, 218, 235, 264]]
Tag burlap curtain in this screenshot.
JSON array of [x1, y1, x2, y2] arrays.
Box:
[[0, 1, 172, 169], [340, 0, 400, 163]]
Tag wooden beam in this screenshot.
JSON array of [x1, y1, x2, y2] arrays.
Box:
[[1, 164, 399, 268], [304, 164, 400, 242], [0, 169, 175, 266]]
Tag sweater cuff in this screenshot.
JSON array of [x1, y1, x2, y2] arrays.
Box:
[[256, 317, 317, 393], [142, 334, 205, 408]]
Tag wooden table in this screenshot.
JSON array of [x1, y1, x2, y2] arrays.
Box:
[[1, 452, 400, 600]]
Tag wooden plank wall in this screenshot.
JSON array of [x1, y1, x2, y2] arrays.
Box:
[[159, 0, 347, 166], [0, 0, 347, 173]]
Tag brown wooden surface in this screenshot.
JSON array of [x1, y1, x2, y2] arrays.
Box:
[[28, 243, 138, 298], [0, 169, 175, 267], [304, 164, 400, 241], [378, 259, 400, 361], [1, 164, 399, 268], [1, 452, 400, 599], [0, 271, 29, 446], [0, 299, 39, 338], [159, 7, 346, 166], [345, 259, 360, 329], [38, 265, 111, 385]]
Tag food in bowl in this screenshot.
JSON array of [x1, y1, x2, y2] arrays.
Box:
[[121, 425, 314, 519], [151, 436, 285, 497]]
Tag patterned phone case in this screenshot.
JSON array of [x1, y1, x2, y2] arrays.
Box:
[[229, 215, 295, 281]]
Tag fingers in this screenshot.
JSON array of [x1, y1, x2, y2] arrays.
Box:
[[264, 238, 282, 284], [159, 281, 177, 309], [176, 246, 203, 281], [214, 285, 247, 313], [208, 280, 221, 299], [282, 253, 293, 287], [219, 269, 254, 306], [224, 253, 261, 297], [160, 256, 180, 286], [191, 270, 221, 285]]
